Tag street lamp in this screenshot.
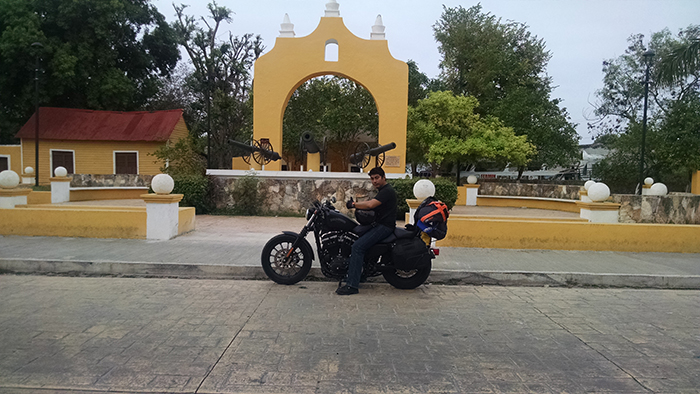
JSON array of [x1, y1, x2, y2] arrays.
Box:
[[31, 42, 43, 187], [637, 49, 655, 195]]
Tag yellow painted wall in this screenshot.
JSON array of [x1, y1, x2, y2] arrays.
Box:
[[477, 196, 580, 213], [1, 205, 195, 239], [178, 207, 196, 235], [1, 207, 147, 238], [0, 145, 22, 173], [438, 218, 700, 253], [168, 118, 189, 143], [27, 191, 51, 204], [692, 170, 700, 195], [254, 17, 408, 172], [21, 139, 166, 184]]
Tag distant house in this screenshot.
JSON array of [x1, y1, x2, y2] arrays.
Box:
[[15, 108, 187, 183]]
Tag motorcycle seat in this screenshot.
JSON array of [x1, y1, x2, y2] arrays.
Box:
[[380, 227, 415, 243]]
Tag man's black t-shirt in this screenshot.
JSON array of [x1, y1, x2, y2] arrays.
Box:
[[373, 183, 397, 228]]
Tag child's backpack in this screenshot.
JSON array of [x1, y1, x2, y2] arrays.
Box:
[[414, 196, 449, 240]]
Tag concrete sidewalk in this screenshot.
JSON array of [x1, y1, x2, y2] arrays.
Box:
[[1, 214, 699, 289]]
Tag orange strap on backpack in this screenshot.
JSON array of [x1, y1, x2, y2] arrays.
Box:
[[420, 201, 448, 223]]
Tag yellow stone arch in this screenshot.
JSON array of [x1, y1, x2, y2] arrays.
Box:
[[252, 15, 408, 172]]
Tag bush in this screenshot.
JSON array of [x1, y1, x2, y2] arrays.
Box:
[[172, 174, 210, 214], [229, 174, 267, 215], [388, 177, 459, 220]]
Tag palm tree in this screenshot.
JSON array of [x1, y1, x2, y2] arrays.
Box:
[[657, 27, 700, 86]]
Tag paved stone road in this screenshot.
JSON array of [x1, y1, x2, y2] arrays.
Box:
[[1, 276, 699, 393]]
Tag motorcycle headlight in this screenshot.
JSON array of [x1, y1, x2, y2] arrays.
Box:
[[306, 208, 313, 220]]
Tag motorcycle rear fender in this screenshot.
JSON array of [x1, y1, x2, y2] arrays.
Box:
[[282, 231, 315, 261]]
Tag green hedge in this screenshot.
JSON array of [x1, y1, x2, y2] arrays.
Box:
[[388, 177, 459, 220], [171, 174, 210, 214]]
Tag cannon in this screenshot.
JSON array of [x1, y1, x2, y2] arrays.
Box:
[[230, 139, 281, 165], [301, 131, 320, 154], [349, 142, 396, 168]]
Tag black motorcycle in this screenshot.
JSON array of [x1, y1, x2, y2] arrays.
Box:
[[261, 198, 436, 289]]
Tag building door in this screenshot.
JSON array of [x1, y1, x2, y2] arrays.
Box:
[[51, 150, 74, 175], [0, 156, 8, 172], [115, 152, 138, 174]]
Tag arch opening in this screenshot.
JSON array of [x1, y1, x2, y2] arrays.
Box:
[[282, 75, 378, 172]]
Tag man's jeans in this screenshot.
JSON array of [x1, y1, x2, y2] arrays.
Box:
[[345, 224, 394, 288]]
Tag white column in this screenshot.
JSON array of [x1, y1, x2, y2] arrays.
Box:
[[50, 176, 71, 203], [142, 194, 184, 240], [465, 185, 479, 206]]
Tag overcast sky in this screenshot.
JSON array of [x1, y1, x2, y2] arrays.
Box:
[[152, 0, 700, 144]]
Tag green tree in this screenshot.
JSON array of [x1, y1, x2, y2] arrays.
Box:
[[592, 26, 700, 192], [433, 5, 579, 172], [282, 76, 378, 170], [407, 60, 429, 106], [173, 2, 264, 168], [408, 91, 535, 177], [657, 26, 700, 86], [0, 0, 179, 143]]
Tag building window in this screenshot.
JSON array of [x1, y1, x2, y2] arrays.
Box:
[[0, 156, 8, 172], [114, 152, 138, 174], [51, 150, 74, 175]]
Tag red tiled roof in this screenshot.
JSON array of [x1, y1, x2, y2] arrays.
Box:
[[15, 108, 184, 142]]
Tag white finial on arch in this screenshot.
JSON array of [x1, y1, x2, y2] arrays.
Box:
[[371, 14, 385, 40], [279, 13, 295, 37], [325, 0, 340, 17]]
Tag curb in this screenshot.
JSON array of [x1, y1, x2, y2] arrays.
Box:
[[1, 258, 699, 289]]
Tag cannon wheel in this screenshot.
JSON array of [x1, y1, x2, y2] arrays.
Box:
[[352, 142, 371, 169], [375, 151, 386, 168], [252, 139, 274, 166], [241, 151, 252, 165]]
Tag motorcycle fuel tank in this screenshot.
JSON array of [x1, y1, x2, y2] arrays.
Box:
[[324, 210, 358, 232]]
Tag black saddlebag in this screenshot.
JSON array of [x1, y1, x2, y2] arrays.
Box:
[[392, 237, 431, 271]]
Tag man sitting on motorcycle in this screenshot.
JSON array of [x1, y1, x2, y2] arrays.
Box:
[[338, 167, 397, 295]]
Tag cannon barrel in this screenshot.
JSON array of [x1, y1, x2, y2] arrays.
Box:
[[301, 132, 320, 154], [349, 142, 396, 164], [229, 139, 281, 161]]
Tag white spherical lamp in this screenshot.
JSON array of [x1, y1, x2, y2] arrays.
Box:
[[588, 182, 610, 202], [649, 183, 668, 196], [24, 166, 34, 175], [0, 170, 20, 189], [466, 175, 478, 185], [413, 179, 435, 199], [54, 166, 68, 177], [151, 174, 174, 195], [644, 177, 654, 186], [584, 180, 595, 191]]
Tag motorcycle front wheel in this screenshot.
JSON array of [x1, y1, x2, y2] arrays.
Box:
[[261, 234, 312, 285], [382, 261, 432, 289]]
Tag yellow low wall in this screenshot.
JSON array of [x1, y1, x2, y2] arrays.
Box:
[[70, 188, 149, 201], [477, 195, 580, 213], [438, 218, 700, 253], [0, 206, 195, 239], [27, 191, 52, 204]]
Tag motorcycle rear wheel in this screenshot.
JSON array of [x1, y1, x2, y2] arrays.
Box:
[[382, 261, 432, 289], [261, 234, 312, 285]]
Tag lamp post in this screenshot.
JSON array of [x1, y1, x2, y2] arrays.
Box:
[[637, 49, 655, 195], [31, 42, 43, 187]]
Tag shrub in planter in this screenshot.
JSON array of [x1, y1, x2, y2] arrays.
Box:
[[388, 177, 458, 220]]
